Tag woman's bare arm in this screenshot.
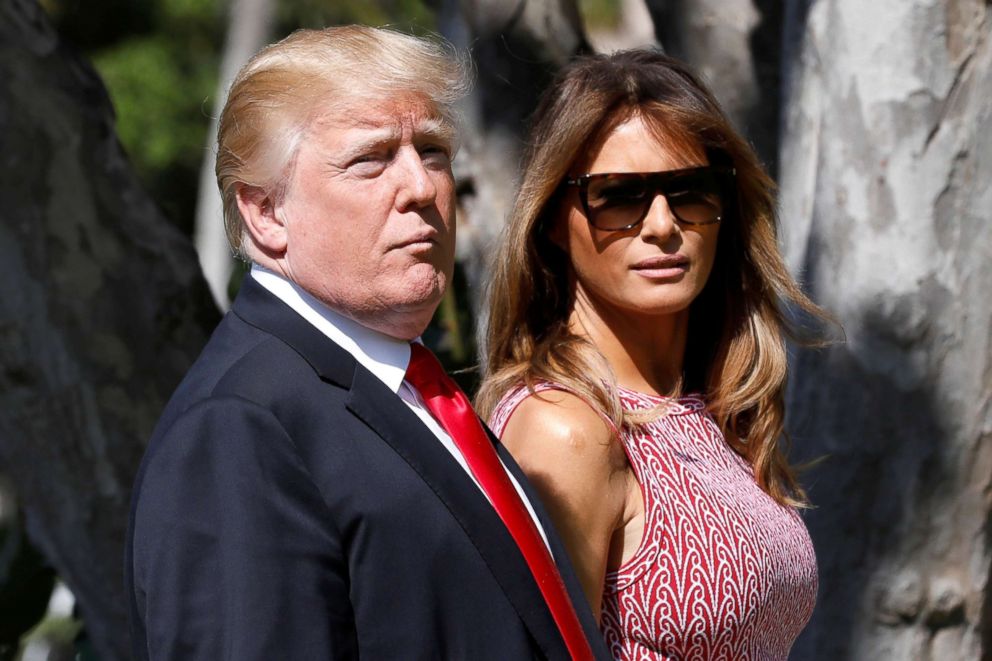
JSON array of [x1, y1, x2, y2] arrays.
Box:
[[500, 390, 632, 622]]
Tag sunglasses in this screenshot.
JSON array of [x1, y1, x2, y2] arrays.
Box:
[[563, 165, 736, 232]]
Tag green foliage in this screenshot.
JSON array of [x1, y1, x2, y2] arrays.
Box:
[[44, 0, 223, 235], [161, 0, 218, 24], [94, 40, 203, 172], [41, 0, 438, 237], [92, 35, 219, 234], [579, 0, 622, 29], [279, 0, 435, 35]]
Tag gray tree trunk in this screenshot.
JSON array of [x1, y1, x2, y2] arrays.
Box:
[[431, 0, 589, 328], [0, 1, 220, 658], [585, 0, 658, 53], [780, 1, 992, 658], [193, 0, 274, 311], [644, 0, 784, 175]]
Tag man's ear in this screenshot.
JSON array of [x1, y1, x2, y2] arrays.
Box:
[[236, 184, 287, 255]]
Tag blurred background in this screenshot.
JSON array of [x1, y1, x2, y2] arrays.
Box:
[[0, 0, 989, 659]]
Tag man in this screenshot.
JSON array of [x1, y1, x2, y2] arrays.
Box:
[[125, 26, 609, 660]]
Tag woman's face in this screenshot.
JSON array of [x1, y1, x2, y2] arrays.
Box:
[[552, 115, 721, 324]]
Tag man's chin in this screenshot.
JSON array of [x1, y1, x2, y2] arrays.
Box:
[[395, 287, 446, 322], [400, 270, 449, 306], [364, 283, 447, 340]]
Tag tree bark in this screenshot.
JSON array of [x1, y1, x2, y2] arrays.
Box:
[[780, 1, 992, 658], [644, 0, 784, 175], [193, 0, 274, 311], [0, 1, 220, 658], [585, 0, 658, 53], [430, 0, 589, 330]]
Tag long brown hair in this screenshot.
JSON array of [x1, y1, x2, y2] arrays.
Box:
[[476, 50, 827, 507]]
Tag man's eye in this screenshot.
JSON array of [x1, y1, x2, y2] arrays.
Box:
[[351, 152, 386, 166], [347, 152, 389, 175], [419, 145, 451, 165]]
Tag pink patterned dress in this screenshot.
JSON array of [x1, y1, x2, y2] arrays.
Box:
[[490, 383, 817, 661]]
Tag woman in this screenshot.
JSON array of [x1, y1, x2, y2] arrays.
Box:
[[477, 50, 825, 660]]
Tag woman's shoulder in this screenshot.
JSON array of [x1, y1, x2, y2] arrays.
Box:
[[497, 383, 620, 471], [490, 381, 606, 433]]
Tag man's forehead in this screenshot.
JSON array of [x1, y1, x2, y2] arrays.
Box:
[[315, 95, 444, 132]]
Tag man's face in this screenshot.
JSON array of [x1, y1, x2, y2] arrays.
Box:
[[275, 95, 457, 339]]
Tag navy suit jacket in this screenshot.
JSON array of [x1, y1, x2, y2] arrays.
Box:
[[125, 276, 610, 660]]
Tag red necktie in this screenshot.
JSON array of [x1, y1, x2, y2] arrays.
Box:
[[406, 343, 594, 661]]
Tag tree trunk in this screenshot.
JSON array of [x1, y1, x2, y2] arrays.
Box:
[[193, 0, 274, 311], [780, 1, 992, 658], [585, 0, 658, 53], [0, 1, 220, 658], [430, 0, 589, 330], [644, 0, 784, 175]]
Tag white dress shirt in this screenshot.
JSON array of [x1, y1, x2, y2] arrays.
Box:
[[250, 266, 551, 551]]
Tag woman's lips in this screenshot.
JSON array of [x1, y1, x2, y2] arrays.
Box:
[[631, 254, 688, 279]]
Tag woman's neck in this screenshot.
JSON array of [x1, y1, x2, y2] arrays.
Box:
[[569, 292, 689, 398]]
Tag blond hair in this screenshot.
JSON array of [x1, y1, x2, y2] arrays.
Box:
[[215, 25, 471, 259], [476, 50, 829, 507]]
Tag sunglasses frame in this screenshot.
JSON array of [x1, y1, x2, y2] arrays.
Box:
[[563, 165, 736, 232]]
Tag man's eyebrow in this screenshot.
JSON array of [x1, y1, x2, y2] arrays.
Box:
[[415, 117, 455, 144], [332, 127, 402, 160]]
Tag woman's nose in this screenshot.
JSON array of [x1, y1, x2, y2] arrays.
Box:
[[638, 193, 679, 241]]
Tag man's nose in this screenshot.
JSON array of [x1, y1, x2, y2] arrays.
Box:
[[394, 148, 439, 211]]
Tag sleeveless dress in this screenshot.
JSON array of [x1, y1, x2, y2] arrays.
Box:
[[490, 383, 817, 661]]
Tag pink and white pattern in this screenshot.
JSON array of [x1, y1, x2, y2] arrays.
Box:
[[491, 383, 817, 661]]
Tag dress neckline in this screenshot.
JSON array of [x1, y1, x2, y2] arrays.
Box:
[[614, 385, 706, 416]]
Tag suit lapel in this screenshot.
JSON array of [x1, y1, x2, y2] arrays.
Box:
[[346, 368, 571, 659], [231, 278, 572, 659], [231, 276, 355, 387]]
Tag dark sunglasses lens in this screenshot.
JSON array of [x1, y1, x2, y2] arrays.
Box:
[[585, 174, 652, 230], [580, 168, 730, 230], [665, 171, 725, 225]]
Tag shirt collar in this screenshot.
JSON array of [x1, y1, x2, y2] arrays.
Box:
[[250, 265, 411, 394]]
